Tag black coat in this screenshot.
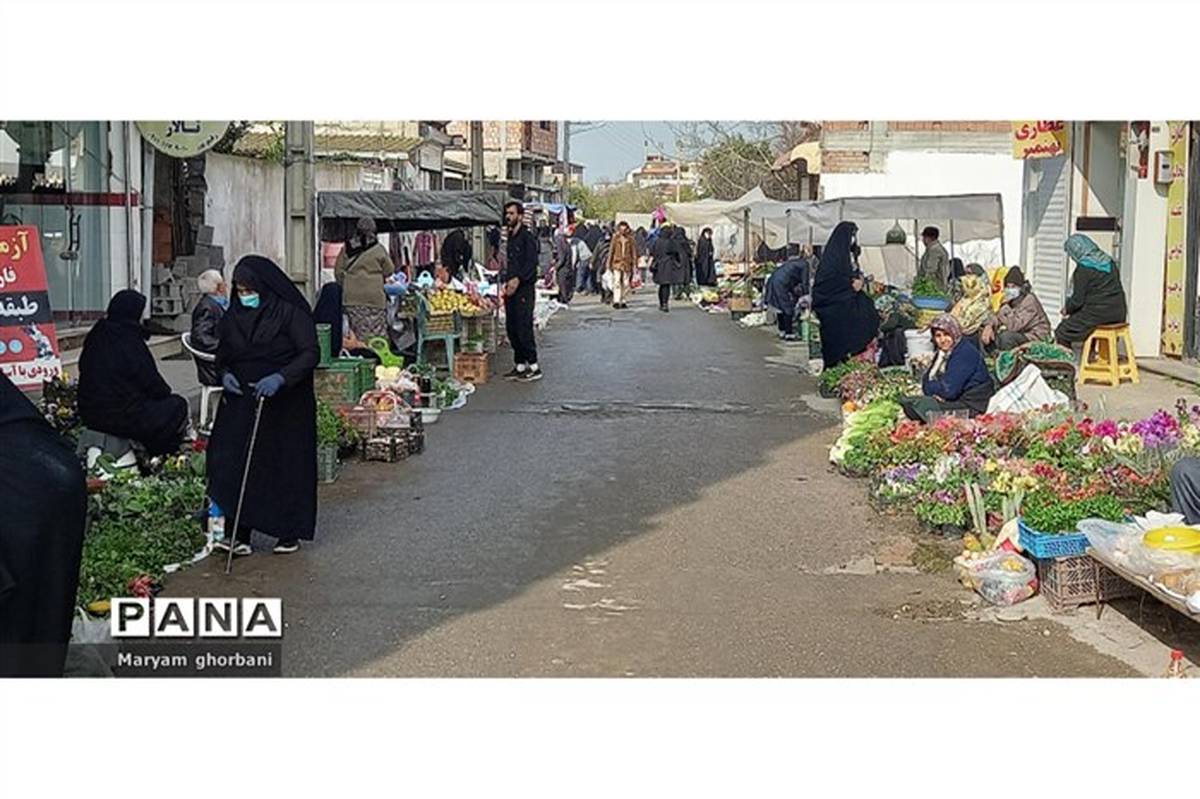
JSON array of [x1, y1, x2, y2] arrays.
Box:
[[0, 372, 87, 676], [78, 291, 189, 456], [1055, 265, 1128, 343], [190, 294, 226, 386], [694, 236, 717, 286], [651, 232, 687, 286], [207, 257, 319, 540], [812, 222, 879, 368], [440, 229, 473, 278]]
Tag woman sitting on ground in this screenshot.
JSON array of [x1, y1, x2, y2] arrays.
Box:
[[77, 290, 191, 456], [980, 266, 1051, 352], [900, 314, 995, 424], [1055, 234, 1127, 347], [949, 269, 993, 345]]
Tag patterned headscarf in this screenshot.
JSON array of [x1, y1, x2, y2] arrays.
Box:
[[929, 312, 963, 347], [1065, 234, 1115, 273], [952, 274, 992, 334]]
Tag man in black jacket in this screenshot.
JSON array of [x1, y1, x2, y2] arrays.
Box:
[[502, 200, 542, 382], [190, 269, 227, 386]]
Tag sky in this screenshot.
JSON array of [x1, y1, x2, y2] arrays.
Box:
[[566, 121, 679, 185]]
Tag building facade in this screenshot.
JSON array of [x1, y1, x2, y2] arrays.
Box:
[[446, 121, 560, 201]]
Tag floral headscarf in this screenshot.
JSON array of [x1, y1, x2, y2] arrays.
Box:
[[1065, 234, 1115, 273], [929, 312, 963, 347], [951, 274, 992, 335]]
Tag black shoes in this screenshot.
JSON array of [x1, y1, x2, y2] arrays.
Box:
[[519, 369, 544, 382], [503, 367, 523, 380], [273, 539, 300, 554]]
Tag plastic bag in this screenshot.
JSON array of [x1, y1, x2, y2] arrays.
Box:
[[969, 551, 1037, 606]]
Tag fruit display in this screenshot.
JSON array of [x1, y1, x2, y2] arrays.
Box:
[[429, 288, 483, 315]]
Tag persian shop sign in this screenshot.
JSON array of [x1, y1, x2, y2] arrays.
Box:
[[137, 121, 231, 158], [0, 226, 62, 389], [1012, 121, 1070, 160]]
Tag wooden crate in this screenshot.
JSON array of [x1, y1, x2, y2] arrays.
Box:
[[729, 297, 753, 312], [453, 352, 490, 385]]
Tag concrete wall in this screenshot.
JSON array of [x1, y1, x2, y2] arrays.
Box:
[[1124, 122, 1172, 357], [205, 154, 383, 270], [819, 150, 1024, 267], [205, 153, 286, 267]]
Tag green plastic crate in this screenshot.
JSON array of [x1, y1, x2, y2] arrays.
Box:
[[316, 323, 333, 366]]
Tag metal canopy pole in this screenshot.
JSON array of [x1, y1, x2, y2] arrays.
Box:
[[743, 208, 751, 268], [913, 219, 920, 274], [786, 209, 791, 247], [998, 194, 1007, 266], [949, 219, 956, 261]]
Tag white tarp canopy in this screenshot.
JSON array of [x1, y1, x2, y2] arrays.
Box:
[[664, 187, 768, 227], [719, 192, 1005, 250]]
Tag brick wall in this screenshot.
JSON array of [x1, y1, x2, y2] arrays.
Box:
[[887, 121, 1009, 133], [527, 122, 557, 159], [822, 150, 871, 173], [823, 121, 871, 132]]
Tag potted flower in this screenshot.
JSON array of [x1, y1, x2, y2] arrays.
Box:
[[316, 401, 342, 483]]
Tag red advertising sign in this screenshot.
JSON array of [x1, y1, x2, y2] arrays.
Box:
[[0, 225, 63, 389]]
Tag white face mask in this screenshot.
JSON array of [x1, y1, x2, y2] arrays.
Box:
[[1003, 286, 1021, 301]]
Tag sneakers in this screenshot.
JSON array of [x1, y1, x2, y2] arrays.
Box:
[[659, 305, 669, 313], [503, 367, 524, 380], [273, 539, 300, 554], [519, 368, 543, 382], [213, 540, 251, 557]]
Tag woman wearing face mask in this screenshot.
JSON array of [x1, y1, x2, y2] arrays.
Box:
[[207, 256, 319, 556], [980, 267, 1051, 352], [900, 314, 995, 424]]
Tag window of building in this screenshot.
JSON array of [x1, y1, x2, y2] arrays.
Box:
[[539, 122, 552, 131]]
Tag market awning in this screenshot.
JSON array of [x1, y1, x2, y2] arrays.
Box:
[[721, 192, 1005, 249], [663, 187, 767, 227], [317, 189, 506, 239]]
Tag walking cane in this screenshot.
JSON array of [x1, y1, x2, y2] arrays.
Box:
[[225, 394, 266, 575]]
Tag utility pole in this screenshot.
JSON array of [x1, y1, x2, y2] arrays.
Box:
[[561, 120, 570, 205], [284, 121, 315, 299], [470, 121, 486, 262]]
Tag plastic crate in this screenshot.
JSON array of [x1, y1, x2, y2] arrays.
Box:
[[316, 323, 333, 366], [1018, 519, 1090, 559], [912, 295, 951, 311], [363, 432, 409, 463], [1036, 554, 1138, 611], [314, 365, 359, 406], [424, 312, 460, 335]]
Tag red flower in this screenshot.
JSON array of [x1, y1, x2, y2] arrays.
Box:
[[191, 438, 208, 453]]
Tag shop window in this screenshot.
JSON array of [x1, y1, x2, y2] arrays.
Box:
[[539, 121, 551, 131]]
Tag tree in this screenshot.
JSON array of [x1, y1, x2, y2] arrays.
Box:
[[673, 121, 820, 201]]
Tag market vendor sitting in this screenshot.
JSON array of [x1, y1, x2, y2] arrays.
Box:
[[1055, 234, 1127, 348], [980, 267, 1051, 353], [949, 269, 994, 346], [900, 313, 995, 424], [77, 290, 192, 456], [763, 246, 810, 341]]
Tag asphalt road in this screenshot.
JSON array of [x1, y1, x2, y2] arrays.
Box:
[[166, 292, 1137, 677]]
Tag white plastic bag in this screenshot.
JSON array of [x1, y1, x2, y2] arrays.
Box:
[[968, 551, 1037, 606], [987, 364, 1069, 414]]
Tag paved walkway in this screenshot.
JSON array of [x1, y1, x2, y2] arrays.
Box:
[[161, 295, 1174, 676]]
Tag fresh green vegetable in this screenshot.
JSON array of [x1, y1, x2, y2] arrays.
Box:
[[911, 277, 949, 300], [1021, 493, 1126, 534], [77, 472, 207, 607]]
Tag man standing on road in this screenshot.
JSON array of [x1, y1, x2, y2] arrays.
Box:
[[609, 221, 637, 309], [502, 200, 542, 382], [917, 225, 950, 293]]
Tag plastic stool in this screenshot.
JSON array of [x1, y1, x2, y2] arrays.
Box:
[[1079, 323, 1140, 387]]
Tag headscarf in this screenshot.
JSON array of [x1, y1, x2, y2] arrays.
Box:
[[1065, 234, 1115, 273], [811, 221, 858, 309], [952, 274, 992, 334], [875, 293, 897, 317], [105, 289, 149, 338], [228, 255, 312, 346], [1003, 266, 1027, 288], [346, 217, 379, 258], [949, 257, 966, 281], [929, 312, 964, 347]]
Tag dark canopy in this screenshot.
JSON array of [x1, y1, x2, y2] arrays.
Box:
[[318, 190, 505, 240]]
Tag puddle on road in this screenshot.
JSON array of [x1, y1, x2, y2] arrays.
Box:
[[561, 558, 638, 618]]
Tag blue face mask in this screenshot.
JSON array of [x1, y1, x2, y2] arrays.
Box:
[[240, 292, 260, 309], [213, 295, 229, 309]]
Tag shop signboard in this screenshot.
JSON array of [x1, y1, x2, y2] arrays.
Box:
[[137, 121, 231, 158], [0, 225, 62, 389], [1161, 121, 1188, 356], [1011, 121, 1070, 160]]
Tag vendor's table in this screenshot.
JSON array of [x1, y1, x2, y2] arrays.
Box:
[[1087, 547, 1200, 632]]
